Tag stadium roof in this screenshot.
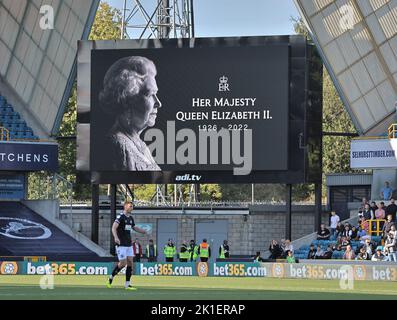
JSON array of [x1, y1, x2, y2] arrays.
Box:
[[0, 0, 100, 138], [295, 0, 397, 136]]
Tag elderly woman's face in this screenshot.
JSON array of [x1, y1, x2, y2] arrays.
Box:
[[124, 75, 161, 132]]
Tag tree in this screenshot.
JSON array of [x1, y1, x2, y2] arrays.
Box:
[[89, 2, 123, 41], [53, 2, 124, 201]]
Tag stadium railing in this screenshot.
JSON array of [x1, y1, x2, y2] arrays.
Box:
[[388, 123, 397, 139], [362, 219, 386, 236]]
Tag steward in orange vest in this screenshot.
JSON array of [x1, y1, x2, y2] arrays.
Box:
[[198, 238, 211, 262]]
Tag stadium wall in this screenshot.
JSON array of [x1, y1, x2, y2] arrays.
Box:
[[60, 206, 328, 255], [21, 199, 111, 257]]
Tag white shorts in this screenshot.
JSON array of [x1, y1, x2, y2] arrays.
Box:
[[116, 246, 134, 261]]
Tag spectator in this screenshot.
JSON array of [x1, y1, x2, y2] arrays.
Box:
[[363, 238, 374, 257], [317, 224, 331, 240], [358, 197, 369, 218], [268, 240, 283, 259], [132, 238, 143, 262], [357, 225, 367, 240], [350, 226, 359, 240], [283, 239, 294, 258], [333, 244, 343, 252], [307, 244, 316, 259], [356, 247, 370, 260], [336, 222, 344, 238], [380, 181, 394, 201], [314, 245, 324, 259], [280, 239, 286, 252], [341, 225, 352, 240], [374, 202, 386, 233], [343, 244, 355, 260], [392, 189, 397, 201], [340, 236, 350, 250], [375, 202, 386, 220], [359, 217, 370, 233], [386, 199, 397, 222], [390, 225, 397, 238], [286, 250, 296, 263], [323, 245, 333, 259], [370, 202, 378, 219], [371, 247, 385, 261], [146, 239, 157, 262], [384, 232, 397, 262], [361, 197, 369, 209], [330, 211, 340, 238], [382, 215, 395, 239], [362, 204, 373, 221]]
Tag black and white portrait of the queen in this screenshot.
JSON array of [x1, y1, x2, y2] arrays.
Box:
[[99, 56, 162, 171]]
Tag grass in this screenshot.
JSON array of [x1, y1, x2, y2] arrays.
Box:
[[1, 275, 397, 300]]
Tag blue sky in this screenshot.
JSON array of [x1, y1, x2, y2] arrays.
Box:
[[106, 0, 299, 37]]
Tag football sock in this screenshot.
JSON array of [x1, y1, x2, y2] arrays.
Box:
[[126, 266, 132, 283], [110, 265, 122, 280]]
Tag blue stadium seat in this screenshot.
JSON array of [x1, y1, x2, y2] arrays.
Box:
[[3, 123, 12, 130], [11, 112, 20, 120], [16, 132, 25, 139], [22, 131, 34, 139], [0, 97, 6, 108], [329, 235, 337, 241], [0, 107, 13, 116], [331, 251, 344, 259], [0, 97, 37, 140], [9, 115, 20, 123]]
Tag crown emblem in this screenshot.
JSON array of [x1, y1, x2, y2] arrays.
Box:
[[218, 75, 230, 92], [219, 76, 228, 84]]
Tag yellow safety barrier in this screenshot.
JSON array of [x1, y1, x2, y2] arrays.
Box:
[[23, 256, 47, 262], [0, 256, 47, 262], [388, 124, 397, 139], [0, 126, 10, 141], [362, 219, 386, 236]]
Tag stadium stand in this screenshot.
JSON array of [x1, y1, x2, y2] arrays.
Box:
[[0, 94, 38, 141], [0, 201, 100, 261], [294, 236, 383, 260]]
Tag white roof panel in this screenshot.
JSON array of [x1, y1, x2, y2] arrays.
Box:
[[0, 0, 100, 138], [295, 0, 397, 135]]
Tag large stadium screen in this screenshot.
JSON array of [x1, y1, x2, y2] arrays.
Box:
[[90, 45, 289, 173], [77, 36, 322, 184]]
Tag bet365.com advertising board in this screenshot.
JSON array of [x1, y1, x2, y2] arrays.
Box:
[[2, 261, 396, 281], [136, 262, 397, 281], [0, 262, 113, 276]]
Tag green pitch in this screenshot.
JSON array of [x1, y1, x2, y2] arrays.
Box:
[[1, 276, 397, 300]]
